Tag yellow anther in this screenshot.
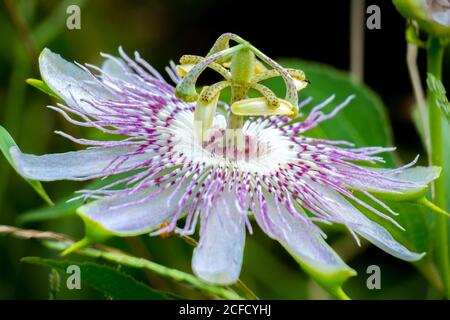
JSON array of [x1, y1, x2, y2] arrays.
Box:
[[251, 83, 279, 109], [179, 54, 199, 65], [194, 86, 220, 141], [292, 78, 309, 91], [287, 69, 309, 91], [178, 55, 231, 80], [231, 97, 298, 118], [199, 81, 230, 103], [176, 64, 195, 77], [255, 60, 267, 74], [251, 68, 309, 92]]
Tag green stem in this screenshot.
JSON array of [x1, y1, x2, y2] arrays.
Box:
[[0, 225, 243, 299], [427, 36, 450, 298], [45, 240, 243, 300], [228, 86, 246, 129], [228, 47, 255, 129], [419, 197, 450, 218], [334, 287, 351, 300]]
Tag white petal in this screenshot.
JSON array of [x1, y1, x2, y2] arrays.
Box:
[[258, 197, 355, 278], [363, 166, 441, 199], [101, 57, 133, 81], [192, 192, 246, 285], [39, 48, 116, 113], [293, 78, 309, 91], [310, 182, 425, 261], [386, 166, 440, 186], [78, 184, 187, 236], [10, 146, 147, 181]]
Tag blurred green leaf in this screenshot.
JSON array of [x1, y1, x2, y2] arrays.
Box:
[[33, 0, 87, 47], [269, 59, 397, 166], [0, 125, 53, 205], [22, 257, 171, 300], [17, 197, 79, 225]]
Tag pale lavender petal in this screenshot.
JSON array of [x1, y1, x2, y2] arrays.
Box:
[[192, 192, 246, 285], [362, 166, 441, 195], [254, 196, 356, 278], [101, 55, 134, 82], [39, 48, 117, 113], [309, 182, 425, 261], [78, 184, 187, 236], [10, 146, 148, 181]]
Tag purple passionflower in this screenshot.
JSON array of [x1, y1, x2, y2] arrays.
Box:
[[10, 45, 439, 285]]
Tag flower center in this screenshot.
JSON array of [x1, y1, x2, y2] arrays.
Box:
[[169, 111, 296, 175], [174, 33, 308, 139], [201, 128, 267, 162]]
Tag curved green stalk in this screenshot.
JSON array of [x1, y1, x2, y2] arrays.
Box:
[[334, 287, 351, 300], [427, 36, 450, 298], [419, 197, 450, 218], [45, 240, 243, 300]]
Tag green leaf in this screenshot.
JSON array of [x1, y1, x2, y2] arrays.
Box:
[[17, 197, 80, 225], [42, 241, 243, 300], [427, 73, 450, 123], [33, 0, 87, 47], [0, 125, 53, 205], [269, 59, 397, 167], [22, 257, 171, 300], [26, 78, 60, 99]]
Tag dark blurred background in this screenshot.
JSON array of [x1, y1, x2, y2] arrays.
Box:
[[0, 0, 444, 299]]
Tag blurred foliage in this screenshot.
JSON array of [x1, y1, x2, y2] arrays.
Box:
[[0, 0, 445, 300]]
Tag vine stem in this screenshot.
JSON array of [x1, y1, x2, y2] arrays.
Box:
[[45, 240, 243, 300], [350, 0, 365, 82], [335, 288, 351, 300], [0, 225, 243, 300], [427, 36, 450, 298]]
